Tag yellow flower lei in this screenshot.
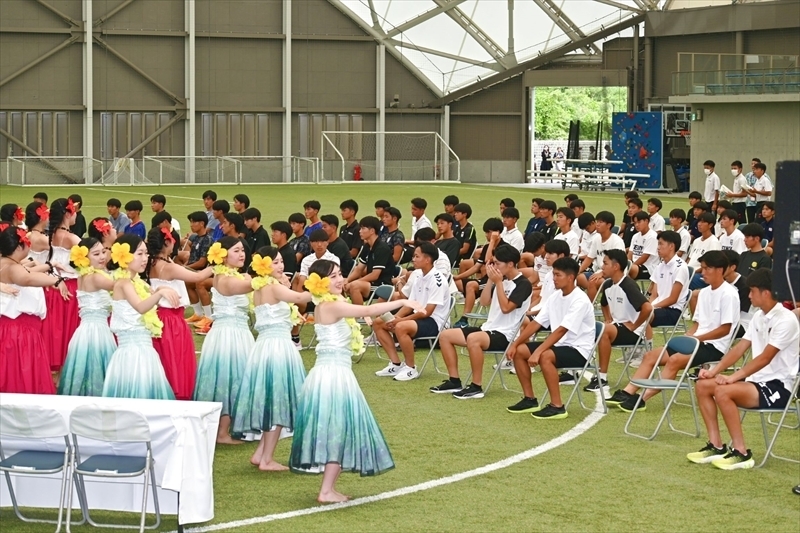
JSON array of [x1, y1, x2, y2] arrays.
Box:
[[303, 273, 365, 356], [251, 275, 303, 326], [112, 271, 163, 337]]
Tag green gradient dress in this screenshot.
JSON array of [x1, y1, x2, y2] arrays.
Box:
[[289, 319, 394, 476]]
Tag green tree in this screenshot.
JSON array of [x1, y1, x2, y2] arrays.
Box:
[[534, 86, 627, 140]]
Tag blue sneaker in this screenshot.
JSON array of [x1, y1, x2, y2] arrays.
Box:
[[453, 317, 469, 328]]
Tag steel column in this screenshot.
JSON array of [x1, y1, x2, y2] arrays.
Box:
[[376, 44, 386, 182], [185, 0, 196, 183], [632, 24, 639, 112], [83, 0, 93, 184], [282, 0, 292, 183], [643, 37, 653, 109]]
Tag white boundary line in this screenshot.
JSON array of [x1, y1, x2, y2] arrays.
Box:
[[174, 397, 606, 533]]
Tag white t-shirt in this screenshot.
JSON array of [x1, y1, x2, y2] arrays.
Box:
[[411, 214, 432, 239], [554, 229, 579, 258], [652, 255, 690, 310], [745, 304, 800, 392], [588, 233, 626, 272], [402, 252, 457, 296], [531, 270, 555, 313], [719, 229, 747, 254], [675, 226, 691, 256], [299, 250, 340, 277], [408, 268, 450, 329], [601, 276, 650, 336], [571, 218, 581, 236], [714, 221, 724, 239], [171, 219, 181, 232], [694, 282, 740, 354], [704, 172, 720, 203], [754, 174, 773, 201], [534, 255, 550, 282], [535, 288, 596, 358], [731, 173, 748, 204], [649, 212, 665, 233], [483, 274, 533, 342], [500, 226, 524, 252], [687, 234, 721, 270], [578, 230, 594, 258], [630, 229, 660, 272]]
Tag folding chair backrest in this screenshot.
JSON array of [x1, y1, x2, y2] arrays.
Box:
[[373, 284, 394, 302], [0, 404, 69, 439], [686, 265, 695, 279], [666, 336, 699, 358], [69, 405, 150, 443], [594, 321, 605, 343]]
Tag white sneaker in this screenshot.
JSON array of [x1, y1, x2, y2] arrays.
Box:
[[394, 366, 419, 381], [375, 362, 406, 377], [629, 350, 644, 368], [492, 360, 514, 371]]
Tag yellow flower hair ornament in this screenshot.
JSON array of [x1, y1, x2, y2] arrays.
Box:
[[251, 254, 274, 277], [110, 242, 134, 269], [70, 245, 91, 271], [304, 272, 335, 303], [207, 242, 227, 265]]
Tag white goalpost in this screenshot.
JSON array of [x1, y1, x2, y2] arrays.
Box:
[[321, 131, 460, 183]]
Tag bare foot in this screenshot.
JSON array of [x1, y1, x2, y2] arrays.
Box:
[[317, 491, 349, 504], [250, 453, 262, 466], [217, 436, 243, 445], [258, 461, 289, 472]]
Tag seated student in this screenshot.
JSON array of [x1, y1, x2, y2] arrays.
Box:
[[519, 232, 548, 286], [202, 190, 220, 230], [500, 207, 524, 252], [713, 200, 733, 238], [687, 268, 800, 470], [506, 257, 596, 419], [737, 223, 772, 278], [33, 191, 48, 204], [569, 199, 586, 235], [404, 198, 432, 253], [691, 250, 752, 334], [537, 200, 559, 242], [107, 198, 131, 234], [452, 221, 504, 328], [760, 201, 775, 256], [152, 211, 181, 259], [150, 194, 181, 232], [380, 207, 406, 264], [434, 213, 460, 266], [243, 208, 271, 253], [627, 211, 659, 280], [68, 194, 87, 237], [303, 200, 322, 236], [593, 249, 654, 391], [441, 195, 461, 232], [432, 245, 533, 398], [500, 198, 515, 213], [564, 193, 579, 207], [622, 198, 643, 249], [373, 243, 449, 382], [646, 230, 691, 334], [577, 211, 625, 302], [209, 199, 230, 241], [320, 214, 353, 275], [687, 212, 722, 290], [339, 199, 362, 259], [270, 220, 298, 279], [668, 208, 691, 258], [294, 229, 340, 291], [618, 190, 639, 237], [374, 199, 391, 234], [524, 198, 547, 237], [647, 198, 665, 233], [576, 212, 596, 264], [184, 212, 215, 326], [527, 239, 571, 316], [719, 208, 746, 253], [288, 212, 311, 264], [607, 250, 740, 412], [453, 203, 477, 267], [123, 200, 147, 239], [345, 216, 395, 305], [553, 207, 579, 258], [232, 193, 250, 214], [395, 227, 455, 296], [686, 191, 703, 238]]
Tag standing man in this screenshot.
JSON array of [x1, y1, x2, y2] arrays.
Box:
[[750, 162, 773, 219], [727, 161, 750, 223], [703, 160, 720, 212]]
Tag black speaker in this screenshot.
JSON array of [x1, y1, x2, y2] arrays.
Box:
[[772, 160, 800, 302]]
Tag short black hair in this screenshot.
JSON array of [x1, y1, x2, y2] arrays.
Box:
[[359, 216, 382, 233], [493, 244, 521, 265], [288, 212, 306, 226], [454, 203, 472, 217], [763, 201, 775, 211], [627, 197, 643, 209], [414, 227, 436, 243], [669, 208, 686, 222], [434, 213, 454, 225], [309, 229, 328, 242], [320, 214, 339, 228], [385, 206, 402, 221], [152, 211, 172, 227], [482, 218, 504, 233], [125, 200, 143, 212], [443, 195, 459, 206], [270, 220, 292, 239], [416, 241, 439, 263], [202, 190, 217, 201], [539, 200, 557, 213], [411, 197, 427, 210], [624, 190, 640, 199], [242, 207, 261, 222], [698, 212, 716, 225], [374, 199, 391, 210], [523, 232, 547, 254], [212, 200, 230, 213], [751, 157, 762, 164], [754, 162, 767, 172], [699, 250, 728, 270], [544, 239, 570, 256], [717, 200, 732, 210], [304, 200, 321, 211], [722, 250, 740, 270], [187, 211, 208, 225], [578, 212, 595, 230], [648, 198, 663, 210], [68, 194, 83, 205], [688, 191, 703, 200], [703, 160, 715, 168], [340, 199, 359, 212], [694, 201, 709, 212], [658, 230, 681, 251], [500, 198, 515, 208], [234, 194, 250, 208], [731, 160, 743, 168], [595, 211, 615, 225], [531, 197, 545, 206], [556, 207, 575, 222], [720, 209, 738, 221], [740, 223, 764, 238], [501, 207, 520, 220], [150, 194, 166, 205], [223, 213, 245, 233], [746, 268, 773, 293], [33, 192, 48, 202], [552, 257, 579, 277], [107, 198, 122, 208], [570, 199, 586, 210], [564, 193, 579, 203], [632, 211, 650, 222], [605, 248, 628, 268]]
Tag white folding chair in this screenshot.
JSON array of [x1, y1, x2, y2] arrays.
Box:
[[540, 321, 608, 414], [738, 372, 800, 468], [0, 404, 79, 533], [417, 296, 457, 376], [66, 406, 160, 533], [464, 317, 524, 395]]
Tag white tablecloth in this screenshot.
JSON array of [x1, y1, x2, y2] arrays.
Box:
[[0, 393, 221, 525]]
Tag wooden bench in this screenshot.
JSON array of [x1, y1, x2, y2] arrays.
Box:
[[527, 169, 645, 191]]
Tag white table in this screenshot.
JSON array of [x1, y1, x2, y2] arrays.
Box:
[[0, 393, 221, 526]]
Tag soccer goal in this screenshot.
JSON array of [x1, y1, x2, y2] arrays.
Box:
[[6, 156, 104, 186], [321, 131, 460, 183]]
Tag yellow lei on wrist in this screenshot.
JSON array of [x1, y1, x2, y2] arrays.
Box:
[[304, 273, 365, 356], [112, 270, 163, 338]]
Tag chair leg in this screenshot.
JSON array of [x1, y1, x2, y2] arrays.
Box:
[[149, 462, 161, 529]]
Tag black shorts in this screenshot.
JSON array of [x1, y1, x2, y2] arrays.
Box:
[[412, 317, 440, 339], [752, 379, 792, 409], [652, 307, 681, 327], [634, 265, 650, 280], [461, 327, 509, 352], [524, 342, 587, 368], [666, 341, 722, 366], [612, 323, 642, 346]]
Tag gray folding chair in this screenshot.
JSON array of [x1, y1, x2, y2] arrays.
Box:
[[417, 296, 457, 376], [651, 266, 694, 344], [738, 372, 800, 468], [354, 284, 395, 363], [540, 321, 607, 414], [612, 309, 654, 388], [464, 317, 524, 395], [66, 406, 160, 533], [0, 404, 80, 533]]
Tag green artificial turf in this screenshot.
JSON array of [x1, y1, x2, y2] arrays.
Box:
[[0, 183, 797, 533]]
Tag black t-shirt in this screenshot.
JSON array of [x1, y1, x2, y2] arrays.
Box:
[[71, 212, 87, 238], [357, 239, 395, 286], [621, 211, 631, 231], [328, 237, 353, 275], [539, 221, 558, 242], [246, 225, 271, 254], [737, 250, 772, 278], [170, 229, 181, 259], [436, 238, 461, 266], [239, 237, 252, 273], [380, 228, 406, 253], [732, 274, 751, 313], [279, 243, 298, 278], [454, 222, 477, 259], [623, 222, 638, 249], [339, 220, 362, 254]]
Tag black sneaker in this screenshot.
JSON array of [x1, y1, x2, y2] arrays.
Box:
[[531, 403, 568, 420], [584, 376, 608, 392], [506, 397, 539, 413], [430, 379, 463, 394], [618, 394, 646, 412], [558, 372, 576, 386], [453, 383, 484, 400], [605, 389, 632, 406], [792, 485, 800, 496]]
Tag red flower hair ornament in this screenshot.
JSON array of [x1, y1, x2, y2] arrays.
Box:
[[16, 228, 30, 248], [93, 219, 112, 236], [161, 227, 175, 243], [36, 203, 49, 220], [65, 198, 77, 215], [14, 207, 24, 222]]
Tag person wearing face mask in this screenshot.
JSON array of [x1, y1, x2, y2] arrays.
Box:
[[702, 160, 720, 212], [726, 161, 750, 224]]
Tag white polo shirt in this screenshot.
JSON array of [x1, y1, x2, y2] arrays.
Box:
[[531, 270, 555, 313], [754, 174, 773, 201], [704, 172, 720, 203], [675, 226, 691, 256], [402, 252, 457, 296], [745, 303, 800, 392], [535, 288, 596, 358], [483, 273, 533, 341], [578, 230, 595, 259], [298, 250, 340, 277], [630, 229, 660, 271], [694, 281, 740, 354], [600, 276, 650, 335], [731, 173, 748, 204], [500, 226, 524, 252], [408, 267, 450, 329], [687, 234, 721, 270], [652, 255, 690, 310], [587, 233, 626, 272], [534, 255, 550, 281], [649, 212, 665, 233], [411, 214, 432, 239], [554, 229, 579, 258], [719, 228, 747, 254]]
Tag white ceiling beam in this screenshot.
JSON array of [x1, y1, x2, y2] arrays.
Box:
[[387, 39, 503, 71], [594, 0, 643, 12], [432, 0, 515, 69], [385, 0, 469, 37], [531, 0, 601, 55]]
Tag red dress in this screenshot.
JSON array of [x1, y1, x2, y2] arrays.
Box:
[[42, 246, 81, 371], [149, 278, 197, 400]]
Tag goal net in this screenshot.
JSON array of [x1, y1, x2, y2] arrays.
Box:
[[321, 131, 460, 183], [6, 157, 103, 186]]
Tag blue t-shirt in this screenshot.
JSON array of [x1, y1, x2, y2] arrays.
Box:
[[524, 217, 545, 237], [123, 220, 146, 239], [761, 218, 774, 243], [304, 221, 323, 237], [211, 225, 224, 242]]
